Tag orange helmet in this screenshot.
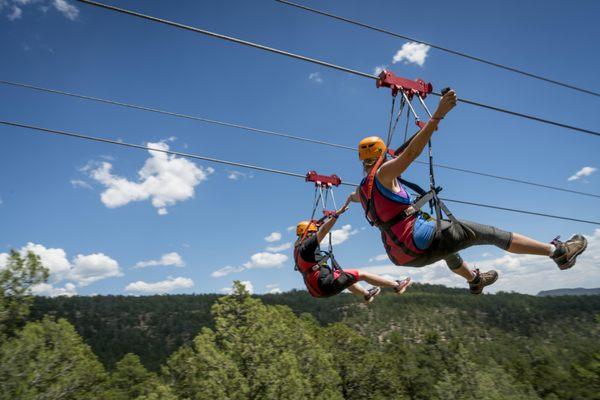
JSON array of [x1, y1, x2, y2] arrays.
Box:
[[358, 136, 386, 161], [296, 220, 318, 237]]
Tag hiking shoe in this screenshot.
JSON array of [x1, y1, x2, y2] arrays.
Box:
[[364, 287, 381, 303], [394, 277, 412, 295], [469, 268, 498, 295], [551, 235, 588, 270]]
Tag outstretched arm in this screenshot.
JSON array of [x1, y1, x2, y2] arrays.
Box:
[[316, 203, 350, 242], [378, 90, 457, 187]]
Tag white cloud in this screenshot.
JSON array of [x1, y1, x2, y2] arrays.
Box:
[[134, 252, 184, 269], [330, 224, 358, 246], [373, 65, 387, 75], [221, 280, 253, 295], [243, 252, 288, 269], [71, 179, 92, 189], [568, 166, 596, 181], [53, 0, 78, 20], [31, 282, 77, 297], [266, 242, 292, 252], [89, 141, 214, 215], [308, 72, 323, 83], [211, 265, 245, 278], [227, 170, 252, 180], [287, 226, 296, 232], [70, 253, 122, 286], [267, 287, 282, 294], [264, 231, 282, 243], [0, 243, 122, 289], [369, 254, 389, 263], [392, 42, 430, 66], [359, 229, 600, 295], [125, 277, 194, 294], [7, 5, 21, 20], [211, 251, 288, 278], [20, 243, 72, 281]]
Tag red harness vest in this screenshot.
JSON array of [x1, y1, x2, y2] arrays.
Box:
[[359, 158, 425, 265], [293, 246, 325, 298]]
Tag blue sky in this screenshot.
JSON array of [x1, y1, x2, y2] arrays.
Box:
[[0, 0, 599, 297]]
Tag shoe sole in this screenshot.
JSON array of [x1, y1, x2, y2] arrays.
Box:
[[395, 277, 412, 295], [364, 287, 382, 303], [560, 235, 588, 270]]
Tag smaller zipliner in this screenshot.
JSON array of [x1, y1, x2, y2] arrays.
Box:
[[293, 170, 411, 303]]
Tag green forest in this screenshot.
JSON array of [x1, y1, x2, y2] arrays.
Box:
[[1, 251, 599, 399]]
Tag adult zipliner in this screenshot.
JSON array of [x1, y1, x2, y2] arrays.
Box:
[[345, 70, 589, 294], [293, 171, 411, 303]]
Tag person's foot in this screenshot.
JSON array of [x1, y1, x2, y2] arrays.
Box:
[[551, 235, 588, 270], [364, 287, 381, 303], [469, 268, 498, 295], [394, 277, 412, 295]]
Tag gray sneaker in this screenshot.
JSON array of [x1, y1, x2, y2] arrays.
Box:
[[469, 268, 498, 295], [551, 235, 588, 270]]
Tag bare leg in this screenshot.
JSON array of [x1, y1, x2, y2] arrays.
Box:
[[358, 271, 401, 288], [508, 233, 553, 256], [347, 283, 369, 297], [449, 261, 476, 282]]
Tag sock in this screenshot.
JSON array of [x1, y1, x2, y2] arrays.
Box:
[[551, 244, 565, 258], [468, 271, 480, 284]]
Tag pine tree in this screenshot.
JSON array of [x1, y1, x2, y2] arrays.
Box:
[[0, 317, 107, 400], [0, 250, 48, 338]]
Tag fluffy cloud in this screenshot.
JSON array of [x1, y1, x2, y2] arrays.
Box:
[[267, 287, 282, 294], [89, 141, 214, 215], [369, 254, 389, 263], [0, 243, 122, 294], [308, 72, 323, 83], [211, 265, 245, 278], [53, 0, 78, 20], [227, 170, 252, 180], [71, 179, 92, 189], [264, 231, 282, 243], [360, 230, 600, 295], [211, 252, 289, 278], [70, 253, 122, 286], [568, 166, 596, 181], [2, 0, 79, 21], [243, 252, 288, 269], [125, 277, 194, 294], [7, 5, 22, 20], [134, 252, 185, 269], [31, 282, 77, 297], [330, 224, 358, 246], [392, 42, 430, 66], [266, 242, 292, 252], [286, 226, 296, 232]]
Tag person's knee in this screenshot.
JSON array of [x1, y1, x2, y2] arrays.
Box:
[[445, 254, 464, 270]]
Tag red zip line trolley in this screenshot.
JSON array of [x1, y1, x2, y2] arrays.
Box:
[[294, 170, 343, 274], [362, 70, 458, 236]]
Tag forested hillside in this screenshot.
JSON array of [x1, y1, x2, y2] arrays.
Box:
[[2, 251, 599, 399]]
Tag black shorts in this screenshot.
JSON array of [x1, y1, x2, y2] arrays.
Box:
[[406, 219, 513, 268], [317, 266, 358, 297]]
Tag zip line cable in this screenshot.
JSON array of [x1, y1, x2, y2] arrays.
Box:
[[75, 0, 600, 137], [2, 119, 599, 226], [275, 0, 600, 98], [3, 78, 599, 199]]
